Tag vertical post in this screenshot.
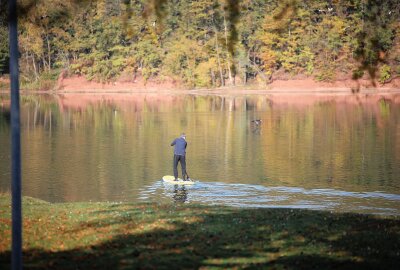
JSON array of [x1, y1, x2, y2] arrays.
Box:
[[9, 0, 22, 269]]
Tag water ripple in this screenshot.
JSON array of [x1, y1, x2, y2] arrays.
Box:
[[133, 181, 400, 216]]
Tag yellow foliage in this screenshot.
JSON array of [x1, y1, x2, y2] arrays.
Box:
[[195, 58, 218, 87], [163, 37, 205, 85], [19, 23, 44, 57]]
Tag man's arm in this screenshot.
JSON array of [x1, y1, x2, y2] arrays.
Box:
[[171, 139, 176, 146]]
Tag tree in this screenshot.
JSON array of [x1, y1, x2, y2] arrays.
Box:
[[163, 36, 206, 87], [0, 0, 9, 74], [352, 0, 400, 86]]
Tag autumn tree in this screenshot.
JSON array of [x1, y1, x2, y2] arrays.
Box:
[[3, 0, 400, 88]]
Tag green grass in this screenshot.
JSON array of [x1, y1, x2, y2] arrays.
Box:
[[1, 194, 399, 269]]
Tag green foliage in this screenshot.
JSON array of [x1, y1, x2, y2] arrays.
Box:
[[352, 0, 399, 79], [0, 2, 9, 75], [0, 51, 8, 75], [352, 69, 365, 80], [10, 0, 400, 87], [68, 3, 132, 82], [379, 64, 392, 83], [132, 39, 162, 81], [257, 0, 399, 83], [163, 37, 206, 86], [20, 69, 60, 90], [194, 58, 217, 87], [315, 68, 335, 82]]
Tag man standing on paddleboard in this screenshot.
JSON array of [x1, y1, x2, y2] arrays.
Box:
[[171, 133, 190, 181]]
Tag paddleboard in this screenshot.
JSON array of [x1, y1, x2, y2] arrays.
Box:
[[162, 175, 195, 185]]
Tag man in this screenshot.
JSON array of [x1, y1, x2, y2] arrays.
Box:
[[171, 133, 190, 181]]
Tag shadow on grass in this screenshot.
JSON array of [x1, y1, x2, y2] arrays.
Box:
[[1, 204, 399, 269]]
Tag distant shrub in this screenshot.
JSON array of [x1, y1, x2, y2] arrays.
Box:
[[395, 65, 400, 75], [379, 64, 391, 83], [20, 69, 60, 90], [315, 68, 335, 82], [352, 69, 364, 80]]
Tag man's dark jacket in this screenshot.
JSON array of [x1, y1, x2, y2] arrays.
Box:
[[171, 137, 187, 156]]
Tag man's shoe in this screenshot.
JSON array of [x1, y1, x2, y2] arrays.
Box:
[[174, 178, 178, 181]]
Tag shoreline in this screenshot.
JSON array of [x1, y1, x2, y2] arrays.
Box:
[[1, 76, 400, 95], [1, 87, 400, 96]]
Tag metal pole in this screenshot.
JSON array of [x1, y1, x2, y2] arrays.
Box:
[[9, 0, 22, 269]]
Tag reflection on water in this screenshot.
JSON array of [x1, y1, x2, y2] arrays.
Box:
[[0, 93, 399, 215], [143, 181, 400, 216], [172, 185, 189, 204]]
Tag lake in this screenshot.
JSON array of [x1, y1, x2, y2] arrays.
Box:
[[1, 92, 400, 215]]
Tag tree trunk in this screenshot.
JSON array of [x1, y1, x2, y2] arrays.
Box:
[[211, 69, 216, 87], [32, 54, 39, 80], [46, 32, 51, 71], [186, 54, 194, 86], [212, 13, 225, 87], [42, 57, 47, 71], [214, 30, 224, 87], [25, 52, 30, 73], [223, 13, 234, 86], [249, 61, 269, 84]]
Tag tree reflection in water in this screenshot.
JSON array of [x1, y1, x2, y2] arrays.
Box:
[[0, 93, 399, 206]]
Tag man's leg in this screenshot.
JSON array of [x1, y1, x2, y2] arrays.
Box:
[[180, 155, 187, 180], [173, 155, 179, 180]]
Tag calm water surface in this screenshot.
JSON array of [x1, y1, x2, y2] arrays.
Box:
[[1, 93, 399, 215]]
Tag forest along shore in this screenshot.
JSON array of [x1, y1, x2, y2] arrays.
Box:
[[1, 1, 399, 92], [0, 194, 399, 269]]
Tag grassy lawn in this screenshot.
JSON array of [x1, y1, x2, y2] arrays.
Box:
[[0, 194, 399, 269]]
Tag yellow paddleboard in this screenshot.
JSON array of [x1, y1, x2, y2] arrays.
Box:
[[162, 175, 195, 185]]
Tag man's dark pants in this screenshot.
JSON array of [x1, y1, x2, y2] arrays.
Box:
[[173, 154, 187, 180]]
